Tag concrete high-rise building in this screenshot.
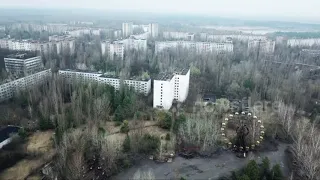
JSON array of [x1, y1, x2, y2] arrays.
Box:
[[153, 68, 190, 110], [149, 23, 159, 38], [248, 39, 275, 54], [4, 54, 43, 77], [122, 22, 133, 38]]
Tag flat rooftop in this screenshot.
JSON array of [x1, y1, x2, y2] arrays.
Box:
[[5, 53, 39, 60], [100, 74, 150, 81], [60, 69, 102, 74], [155, 73, 174, 81], [174, 67, 189, 75]]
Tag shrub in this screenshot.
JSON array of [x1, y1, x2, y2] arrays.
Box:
[[271, 164, 283, 180], [120, 120, 130, 133], [123, 135, 131, 153], [159, 113, 172, 130], [244, 160, 260, 180], [165, 133, 171, 141], [138, 134, 160, 154], [18, 128, 28, 139]]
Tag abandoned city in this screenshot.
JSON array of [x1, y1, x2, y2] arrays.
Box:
[[0, 0, 319, 180]]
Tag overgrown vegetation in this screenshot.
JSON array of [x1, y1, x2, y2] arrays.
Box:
[[221, 158, 283, 180]]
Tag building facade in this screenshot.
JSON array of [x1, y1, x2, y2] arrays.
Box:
[[153, 68, 190, 110], [122, 22, 133, 38], [287, 38, 320, 47], [59, 70, 151, 95], [149, 23, 159, 38], [207, 34, 267, 42], [248, 39, 276, 53], [163, 32, 195, 41], [4, 54, 43, 77], [0, 69, 51, 101], [155, 41, 233, 54]]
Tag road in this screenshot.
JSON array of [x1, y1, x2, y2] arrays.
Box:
[[112, 143, 290, 180]]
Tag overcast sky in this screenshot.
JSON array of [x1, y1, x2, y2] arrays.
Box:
[[1, 0, 320, 21]]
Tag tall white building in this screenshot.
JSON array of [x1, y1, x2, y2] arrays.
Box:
[[4, 54, 43, 77], [248, 39, 275, 53], [0, 69, 51, 102], [59, 70, 151, 95], [163, 32, 195, 41], [287, 38, 320, 47], [149, 23, 159, 38], [153, 68, 190, 110], [155, 41, 233, 54], [122, 22, 133, 38]]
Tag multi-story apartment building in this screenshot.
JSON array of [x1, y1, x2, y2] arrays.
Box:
[[207, 34, 267, 42], [155, 41, 233, 54], [149, 23, 159, 38], [113, 30, 122, 38], [153, 68, 190, 110], [287, 38, 320, 47], [59, 69, 151, 95], [109, 42, 125, 60], [248, 39, 275, 53], [0, 69, 51, 101], [163, 32, 195, 41], [4, 54, 43, 77], [0, 39, 39, 51], [117, 36, 147, 52], [122, 22, 133, 38]]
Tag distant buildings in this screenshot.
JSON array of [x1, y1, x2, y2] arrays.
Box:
[[4, 54, 43, 77], [287, 38, 320, 47], [153, 68, 190, 110], [149, 23, 159, 38], [59, 69, 151, 95], [101, 41, 125, 60], [119, 36, 147, 52], [0, 69, 51, 101], [0, 36, 75, 55], [113, 30, 122, 39], [248, 39, 275, 54], [155, 41, 233, 54], [163, 32, 195, 41], [207, 34, 267, 42], [122, 22, 133, 38]]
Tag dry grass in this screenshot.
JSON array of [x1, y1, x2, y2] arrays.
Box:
[[0, 131, 55, 180]]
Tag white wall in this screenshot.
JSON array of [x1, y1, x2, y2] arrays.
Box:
[[175, 69, 190, 102], [153, 79, 175, 110]]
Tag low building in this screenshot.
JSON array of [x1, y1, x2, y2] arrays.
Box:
[[248, 39, 275, 53], [155, 41, 233, 54], [0, 69, 51, 101], [4, 54, 43, 77], [287, 38, 320, 47], [153, 68, 190, 110], [59, 70, 151, 95]]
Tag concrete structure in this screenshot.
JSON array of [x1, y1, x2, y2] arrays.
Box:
[[207, 34, 267, 42], [59, 69, 151, 95], [113, 30, 122, 38], [4, 54, 43, 77], [0, 69, 51, 101], [155, 41, 233, 54], [149, 23, 159, 38], [301, 49, 320, 56], [248, 39, 275, 53], [109, 42, 125, 60], [122, 22, 133, 38], [287, 38, 320, 47], [163, 32, 195, 41], [118, 36, 147, 52], [0, 39, 39, 51], [153, 68, 190, 110]]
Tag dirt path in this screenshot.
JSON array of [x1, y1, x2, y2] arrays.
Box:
[[112, 142, 290, 180]]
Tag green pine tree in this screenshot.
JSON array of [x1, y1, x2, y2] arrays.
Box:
[[244, 160, 260, 180]]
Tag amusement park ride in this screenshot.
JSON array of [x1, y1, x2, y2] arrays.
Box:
[[221, 111, 265, 158]]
